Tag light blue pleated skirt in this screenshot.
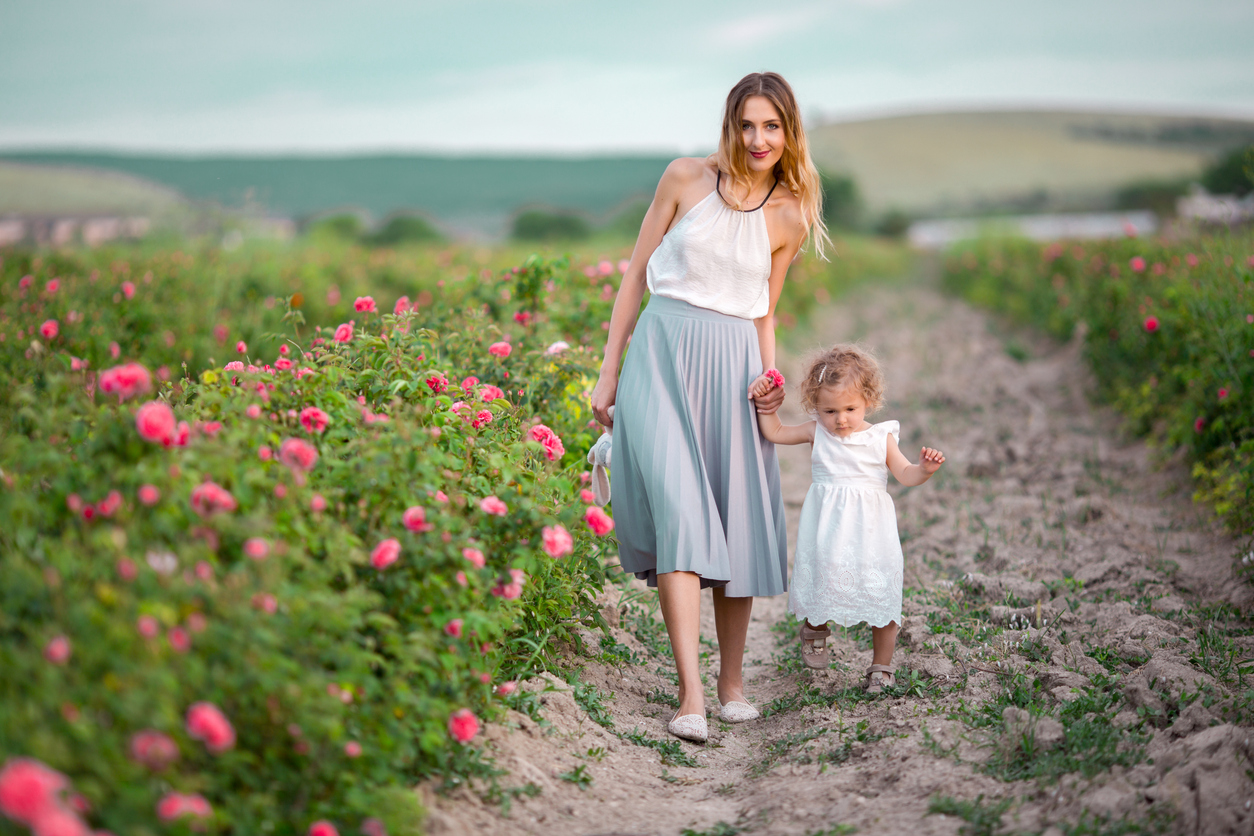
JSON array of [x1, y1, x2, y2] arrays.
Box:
[[613, 295, 787, 597]]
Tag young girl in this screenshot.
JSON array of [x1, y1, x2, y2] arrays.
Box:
[[751, 345, 945, 693]]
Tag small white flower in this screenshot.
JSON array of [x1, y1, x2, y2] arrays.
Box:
[[545, 341, 571, 355], [146, 549, 178, 575]]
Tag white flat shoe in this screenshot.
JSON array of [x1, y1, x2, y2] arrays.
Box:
[[718, 700, 760, 723], [667, 712, 708, 743]]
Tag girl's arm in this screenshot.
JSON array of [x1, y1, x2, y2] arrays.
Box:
[[757, 412, 816, 446], [590, 159, 703, 428], [750, 197, 807, 415], [886, 434, 945, 487]]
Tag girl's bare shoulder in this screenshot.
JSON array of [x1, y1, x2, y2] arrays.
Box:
[[663, 156, 717, 185]]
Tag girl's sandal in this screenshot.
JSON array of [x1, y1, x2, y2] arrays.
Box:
[[865, 664, 896, 694], [800, 623, 832, 670]]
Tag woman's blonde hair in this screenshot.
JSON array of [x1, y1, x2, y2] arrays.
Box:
[[799, 344, 885, 414], [713, 72, 832, 260]]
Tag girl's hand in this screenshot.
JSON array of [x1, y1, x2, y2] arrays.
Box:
[[919, 447, 946, 474], [748, 374, 775, 399], [590, 372, 618, 429]]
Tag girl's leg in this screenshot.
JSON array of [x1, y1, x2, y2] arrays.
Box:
[[711, 586, 753, 705], [656, 571, 705, 716], [871, 621, 899, 667]]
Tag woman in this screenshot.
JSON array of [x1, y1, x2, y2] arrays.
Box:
[[590, 72, 831, 742]]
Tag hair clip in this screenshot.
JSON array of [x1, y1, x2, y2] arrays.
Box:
[[817, 364, 827, 383]]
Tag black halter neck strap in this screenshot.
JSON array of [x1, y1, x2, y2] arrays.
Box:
[[716, 170, 779, 212]]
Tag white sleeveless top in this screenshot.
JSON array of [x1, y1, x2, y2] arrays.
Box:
[[646, 174, 775, 320]]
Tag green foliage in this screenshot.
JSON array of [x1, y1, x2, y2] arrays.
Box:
[[875, 209, 911, 239], [620, 727, 700, 768], [820, 171, 861, 230], [0, 246, 623, 832], [306, 213, 367, 241], [942, 231, 1254, 540], [366, 214, 443, 247], [557, 763, 592, 789], [1201, 145, 1254, 196], [1114, 179, 1189, 217], [512, 210, 591, 242], [681, 823, 740, 836], [927, 794, 1012, 836]]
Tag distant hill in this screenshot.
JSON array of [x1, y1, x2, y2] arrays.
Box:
[[808, 110, 1254, 214], [0, 152, 673, 238], [0, 161, 185, 216], [5, 110, 1253, 235]]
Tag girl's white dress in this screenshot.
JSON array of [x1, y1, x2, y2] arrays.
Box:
[[789, 420, 904, 628]]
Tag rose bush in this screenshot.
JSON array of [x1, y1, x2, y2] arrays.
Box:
[[0, 248, 627, 834], [942, 230, 1254, 541]]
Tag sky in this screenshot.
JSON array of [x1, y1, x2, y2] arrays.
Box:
[[2, 0, 1252, 155]]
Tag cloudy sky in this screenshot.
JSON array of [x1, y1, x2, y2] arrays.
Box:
[[2, 0, 1252, 154]]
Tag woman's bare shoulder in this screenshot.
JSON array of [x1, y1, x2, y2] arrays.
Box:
[[767, 187, 806, 232], [662, 156, 717, 185]]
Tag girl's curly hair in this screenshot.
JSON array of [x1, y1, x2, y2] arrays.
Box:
[[798, 344, 885, 414]]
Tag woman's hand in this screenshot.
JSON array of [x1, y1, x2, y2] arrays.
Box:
[[591, 372, 618, 429]]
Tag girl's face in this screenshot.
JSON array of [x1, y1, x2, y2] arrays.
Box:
[[816, 383, 868, 437], [740, 95, 785, 174]]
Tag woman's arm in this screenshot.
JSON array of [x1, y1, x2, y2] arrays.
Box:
[[757, 411, 816, 446], [750, 198, 808, 414], [886, 434, 946, 487], [590, 159, 705, 428]]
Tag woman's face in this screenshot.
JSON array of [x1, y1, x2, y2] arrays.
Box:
[[740, 95, 785, 173]]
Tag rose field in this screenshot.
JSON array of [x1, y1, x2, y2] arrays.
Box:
[[941, 229, 1254, 545], [0, 235, 909, 835]]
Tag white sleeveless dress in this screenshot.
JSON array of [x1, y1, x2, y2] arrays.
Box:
[[789, 420, 904, 628]]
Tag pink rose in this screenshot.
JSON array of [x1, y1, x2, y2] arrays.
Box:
[[246, 403, 262, 419], [462, 547, 485, 568], [580, 489, 595, 503], [279, 437, 319, 472], [39, 320, 58, 340], [460, 376, 479, 393], [135, 401, 177, 445], [253, 592, 279, 613], [1130, 256, 1146, 272], [545, 341, 570, 355], [137, 615, 160, 639], [95, 490, 122, 517], [478, 496, 508, 516], [333, 322, 353, 343], [1144, 316, 1159, 332], [448, 708, 480, 743], [98, 362, 152, 401], [156, 792, 212, 821], [0, 757, 68, 824], [528, 424, 565, 461], [370, 538, 401, 570], [495, 681, 518, 696], [308, 821, 339, 836], [168, 627, 191, 653], [402, 506, 435, 532], [344, 740, 362, 758], [275, 357, 294, 371], [243, 538, 269, 560], [393, 296, 412, 315], [472, 409, 492, 428], [44, 636, 70, 665], [426, 372, 449, 394], [444, 618, 463, 638], [584, 506, 615, 536], [300, 406, 330, 434], [190, 481, 237, 517], [479, 385, 504, 401], [186, 702, 235, 753], [26, 806, 90, 836], [236, 340, 247, 354], [354, 296, 377, 313], [541, 525, 573, 558], [138, 484, 160, 505], [488, 341, 511, 358], [130, 730, 180, 771], [310, 493, 327, 512], [513, 311, 532, 326]]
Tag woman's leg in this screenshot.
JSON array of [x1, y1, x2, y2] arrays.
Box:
[[656, 571, 704, 716], [712, 586, 753, 705], [871, 621, 899, 667]]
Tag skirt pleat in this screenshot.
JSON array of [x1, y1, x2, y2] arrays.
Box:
[[613, 295, 787, 597]]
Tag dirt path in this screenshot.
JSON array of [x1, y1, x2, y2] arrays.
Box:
[[420, 273, 1254, 836]]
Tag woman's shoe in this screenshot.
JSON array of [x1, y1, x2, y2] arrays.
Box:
[[800, 622, 832, 669], [667, 711, 708, 743], [718, 700, 760, 723], [865, 664, 896, 694]]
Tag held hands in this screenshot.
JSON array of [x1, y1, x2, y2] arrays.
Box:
[[919, 446, 946, 475], [748, 369, 786, 414]]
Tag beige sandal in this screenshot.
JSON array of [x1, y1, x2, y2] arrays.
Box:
[[865, 664, 896, 694], [800, 623, 831, 669]]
